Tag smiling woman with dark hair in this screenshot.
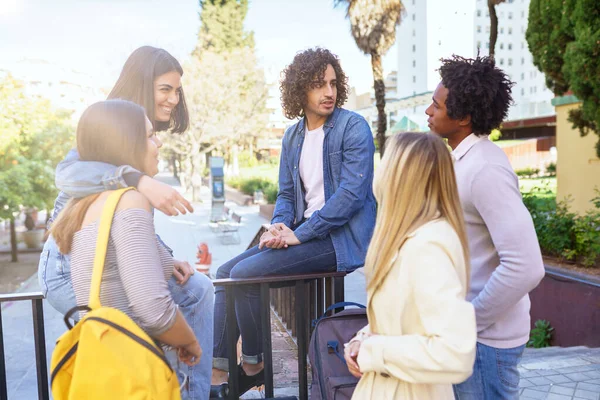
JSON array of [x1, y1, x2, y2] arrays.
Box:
[[38, 47, 214, 399]]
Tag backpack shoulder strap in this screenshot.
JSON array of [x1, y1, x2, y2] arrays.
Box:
[[88, 187, 135, 310]]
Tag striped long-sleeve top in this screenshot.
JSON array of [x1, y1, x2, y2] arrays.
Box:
[[70, 208, 176, 337]]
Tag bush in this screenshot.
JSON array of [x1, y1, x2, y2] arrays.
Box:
[[238, 150, 259, 168], [239, 177, 274, 196], [264, 183, 278, 204], [515, 167, 540, 179], [523, 187, 600, 267], [527, 320, 554, 348], [546, 162, 557, 177]]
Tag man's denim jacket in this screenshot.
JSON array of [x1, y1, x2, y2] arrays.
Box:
[[51, 149, 173, 254], [271, 107, 376, 272]]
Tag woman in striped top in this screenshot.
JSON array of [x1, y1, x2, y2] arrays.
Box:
[[51, 99, 202, 368]]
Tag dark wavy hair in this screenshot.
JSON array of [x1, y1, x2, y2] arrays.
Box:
[[439, 55, 514, 136], [108, 46, 189, 133], [280, 48, 349, 120]]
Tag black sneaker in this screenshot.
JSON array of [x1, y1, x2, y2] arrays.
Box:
[[237, 363, 265, 395], [209, 383, 228, 399]]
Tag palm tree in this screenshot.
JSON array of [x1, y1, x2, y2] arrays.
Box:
[[335, 0, 404, 155], [488, 0, 506, 59]]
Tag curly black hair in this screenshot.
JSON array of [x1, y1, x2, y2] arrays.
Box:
[[439, 55, 514, 136], [280, 47, 349, 120]]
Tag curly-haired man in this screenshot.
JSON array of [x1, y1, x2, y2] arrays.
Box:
[[210, 48, 376, 396], [426, 55, 545, 399]]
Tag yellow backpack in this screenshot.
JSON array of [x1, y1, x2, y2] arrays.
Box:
[[50, 188, 181, 400]]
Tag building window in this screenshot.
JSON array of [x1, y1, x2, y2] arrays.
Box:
[[412, 13, 415, 21], [521, 88, 525, 96], [522, 10, 525, 18], [508, 12, 513, 19], [508, 58, 513, 66], [412, 44, 416, 52], [500, 12, 504, 18], [413, 76, 416, 83], [522, 42, 525, 49], [412, 60, 416, 67], [500, 43, 504, 50], [477, 40, 482, 48], [477, 9, 482, 17], [486, 26, 490, 33], [521, 73, 525, 79], [477, 25, 482, 33], [521, 57, 525, 65], [500, 58, 504, 65], [412, 29, 416, 37], [486, 41, 490, 48], [508, 43, 512, 50], [500, 27, 504, 34], [412, 0, 415, 4], [508, 27, 513, 35]]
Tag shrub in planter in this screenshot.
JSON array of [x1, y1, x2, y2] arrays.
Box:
[[239, 178, 273, 196], [264, 183, 278, 204], [515, 167, 540, 179], [546, 162, 557, 177]]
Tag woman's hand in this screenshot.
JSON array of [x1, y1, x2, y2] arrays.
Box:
[[137, 176, 193, 216], [178, 341, 202, 366], [344, 340, 363, 379], [172, 260, 195, 285]]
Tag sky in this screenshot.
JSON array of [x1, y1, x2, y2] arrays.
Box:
[[0, 0, 401, 95]]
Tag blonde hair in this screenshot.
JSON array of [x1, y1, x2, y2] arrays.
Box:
[[365, 132, 470, 294]]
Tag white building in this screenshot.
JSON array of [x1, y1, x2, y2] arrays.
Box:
[[396, 0, 554, 122]]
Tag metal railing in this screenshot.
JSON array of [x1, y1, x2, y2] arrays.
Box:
[[0, 292, 49, 400]]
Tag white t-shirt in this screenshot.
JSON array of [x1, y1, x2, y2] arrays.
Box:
[[299, 125, 326, 218]]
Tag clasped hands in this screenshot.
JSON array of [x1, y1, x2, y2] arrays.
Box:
[[258, 223, 301, 249]]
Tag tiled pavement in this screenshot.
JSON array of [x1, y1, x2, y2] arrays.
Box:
[[2, 175, 600, 399], [519, 346, 600, 400]]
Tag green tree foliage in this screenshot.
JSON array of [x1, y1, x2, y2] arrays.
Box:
[[0, 74, 74, 259], [163, 0, 268, 200], [527, 0, 600, 157], [195, 0, 254, 54], [335, 0, 404, 155]]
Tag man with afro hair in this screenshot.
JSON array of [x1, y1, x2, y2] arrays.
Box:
[[210, 48, 376, 396], [426, 55, 545, 399]]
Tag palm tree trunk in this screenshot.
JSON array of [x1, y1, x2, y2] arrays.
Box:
[[371, 53, 387, 155], [10, 217, 18, 262], [488, 0, 499, 59]]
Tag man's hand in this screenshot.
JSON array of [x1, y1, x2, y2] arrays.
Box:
[[259, 231, 287, 250], [173, 260, 194, 285], [137, 176, 194, 216], [274, 224, 301, 246], [344, 340, 363, 379]]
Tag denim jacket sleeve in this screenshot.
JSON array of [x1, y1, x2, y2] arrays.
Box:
[[294, 118, 374, 243], [55, 149, 141, 198], [270, 130, 296, 228]]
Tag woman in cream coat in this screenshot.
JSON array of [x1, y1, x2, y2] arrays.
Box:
[[344, 132, 477, 399]]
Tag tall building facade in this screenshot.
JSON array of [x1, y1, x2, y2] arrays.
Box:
[[396, 0, 554, 122]]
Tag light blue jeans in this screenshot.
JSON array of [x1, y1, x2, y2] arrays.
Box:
[[453, 342, 525, 400], [38, 236, 214, 400]]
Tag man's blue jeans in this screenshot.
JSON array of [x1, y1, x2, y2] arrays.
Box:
[[38, 236, 214, 400], [453, 342, 525, 400], [212, 236, 337, 371]]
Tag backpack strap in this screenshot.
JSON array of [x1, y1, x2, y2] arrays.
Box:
[[88, 187, 135, 310]]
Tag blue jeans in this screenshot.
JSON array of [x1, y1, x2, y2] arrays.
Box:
[[38, 236, 214, 400], [213, 237, 337, 371], [453, 342, 525, 400]]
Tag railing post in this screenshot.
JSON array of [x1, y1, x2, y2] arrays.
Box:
[[225, 287, 239, 400], [32, 299, 49, 400], [260, 284, 274, 398], [0, 305, 7, 400], [334, 275, 345, 314], [295, 281, 308, 400]]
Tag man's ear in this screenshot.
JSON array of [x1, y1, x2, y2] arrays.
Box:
[[458, 114, 472, 127]]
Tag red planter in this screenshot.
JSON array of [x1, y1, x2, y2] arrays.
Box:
[[529, 265, 600, 347]]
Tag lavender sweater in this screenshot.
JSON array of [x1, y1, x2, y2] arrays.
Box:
[[452, 134, 545, 348]]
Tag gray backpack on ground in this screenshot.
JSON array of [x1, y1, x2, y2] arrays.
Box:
[[309, 302, 367, 400]]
